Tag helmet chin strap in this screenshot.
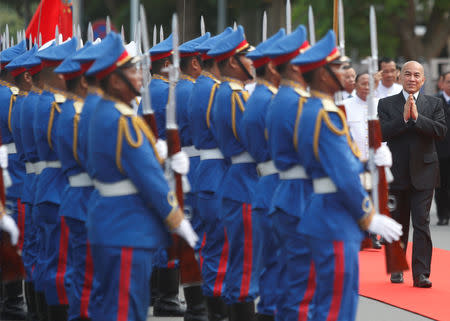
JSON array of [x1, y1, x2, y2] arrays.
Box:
[[324, 64, 344, 91], [115, 68, 141, 97], [235, 54, 253, 81]]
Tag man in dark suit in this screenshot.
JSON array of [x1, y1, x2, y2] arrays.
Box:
[[435, 71, 450, 226], [378, 61, 447, 288]]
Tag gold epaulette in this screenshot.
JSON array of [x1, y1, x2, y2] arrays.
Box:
[[10, 86, 19, 96], [114, 102, 134, 116], [229, 81, 244, 91], [202, 71, 221, 84], [321, 98, 339, 113], [73, 100, 84, 114], [257, 79, 278, 95], [54, 93, 66, 104]]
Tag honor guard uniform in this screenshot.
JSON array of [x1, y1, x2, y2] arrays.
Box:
[[291, 31, 401, 321], [207, 26, 259, 318], [54, 42, 97, 321], [0, 40, 28, 321], [241, 28, 285, 321], [264, 25, 316, 321], [188, 27, 232, 320], [33, 37, 79, 320], [84, 33, 197, 321]]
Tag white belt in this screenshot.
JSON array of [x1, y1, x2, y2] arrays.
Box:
[[199, 148, 224, 160], [35, 161, 62, 175], [93, 179, 138, 197], [313, 172, 373, 194], [6, 143, 16, 154], [279, 165, 308, 180], [182, 145, 201, 157], [25, 162, 35, 174], [231, 152, 255, 164], [68, 172, 93, 187], [257, 160, 278, 177]]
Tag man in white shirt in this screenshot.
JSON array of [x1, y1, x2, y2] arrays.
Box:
[[375, 57, 403, 99], [344, 72, 393, 249], [340, 65, 356, 99]]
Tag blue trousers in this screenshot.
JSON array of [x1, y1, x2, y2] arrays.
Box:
[[272, 211, 315, 321], [64, 217, 95, 321], [197, 191, 229, 298], [222, 198, 262, 304], [34, 202, 71, 305], [90, 245, 155, 321]]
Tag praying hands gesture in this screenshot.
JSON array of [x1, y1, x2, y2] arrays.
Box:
[[403, 94, 418, 122]]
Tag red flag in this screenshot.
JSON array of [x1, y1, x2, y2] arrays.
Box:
[[25, 0, 73, 44]]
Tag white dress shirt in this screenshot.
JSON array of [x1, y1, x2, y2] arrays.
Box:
[[375, 82, 402, 99], [344, 95, 379, 161]]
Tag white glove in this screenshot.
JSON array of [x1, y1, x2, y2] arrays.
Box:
[[3, 169, 12, 188], [155, 139, 168, 161], [0, 145, 8, 169], [0, 214, 19, 246], [374, 145, 392, 168], [170, 151, 190, 175], [367, 213, 402, 243], [173, 218, 199, 248]]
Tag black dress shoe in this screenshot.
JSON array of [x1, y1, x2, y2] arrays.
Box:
[[437, 218, 449, 226], [413, 275, 432, 288], [390, 272, 403, 283], [371, 234, 382, 249]]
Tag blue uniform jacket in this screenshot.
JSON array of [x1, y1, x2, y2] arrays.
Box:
[[0, 81, 25, 199], [266, 82, 312, 217], [20, 89, 42, 205], [240, 81, 279, 210], [86, 97, 177, 248], [295, 93, 372, 241], [55, 97, 93, 222], [188, 72, 228, 194], [211, 78, 257, 203], [33, 88, 68, 205]]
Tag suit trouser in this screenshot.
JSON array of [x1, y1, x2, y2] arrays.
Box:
[[435, 158, 450, 221], [389, 188, 433, 279]]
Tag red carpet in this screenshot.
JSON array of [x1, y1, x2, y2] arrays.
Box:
[[359, 243, 450, 320]]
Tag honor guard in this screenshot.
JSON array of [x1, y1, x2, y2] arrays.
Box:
[[291, 31, 402, 321], [188, 27, 232, 321], [264, 25, 316, 321], [53, 41, 98, 321], [177, 32, 212, 321], [241, 28, 285, 321], [207, 26, 259, 319], [33, 37, 79, 320], [84, 33, 197, 321], [0, 40, 28, 321]]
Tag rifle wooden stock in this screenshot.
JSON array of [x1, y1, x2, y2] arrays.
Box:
[[368, 119, 409, 274], [166, 128, 202, 285], [142, 113, 159, 139], [0, 129, 25, 281]]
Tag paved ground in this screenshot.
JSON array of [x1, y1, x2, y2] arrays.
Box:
[[146, 202, 447, 321]]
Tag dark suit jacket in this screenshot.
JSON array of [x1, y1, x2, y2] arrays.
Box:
[[378, 91, 447, 190], [435, 93, 450, 159]]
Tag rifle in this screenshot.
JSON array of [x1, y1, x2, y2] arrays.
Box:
[[165, 13, 202, 285], [366, 6, 409, 274], [139, 5, 159, 138]]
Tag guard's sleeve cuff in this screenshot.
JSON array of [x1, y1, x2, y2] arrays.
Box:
[[359, 208, 375, 230], [165, 206, 183, 230]]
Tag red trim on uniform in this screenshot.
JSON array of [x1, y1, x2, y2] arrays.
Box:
[[213, 227, 229, 297], [11, 67, 27, 77], [95, 50, 130, 80], [42, 59, 62, 68], [17, 199, 25, 251], [299, 47, 340, 73], [201, 53, 213, 61], [167, 260, 176, 269], [213, 39, 249, 62], [297, 261, 316, 321], [80, 241, 94, 319], [117, 247, 133, 321], [63, 69, 85, 80], [1, 62, 8, 69], [238, 203, 253, 302], [326, 241, 345, 321], [56, 216, 69, 304], [81, 61, 94, 72], [150, 51, 172, 62], [199, 233, 207, 270], [180, 51, 199, 58], [272, 40, 310, 66], [252, 57, 271, 69], [29, 64, 43, 75]]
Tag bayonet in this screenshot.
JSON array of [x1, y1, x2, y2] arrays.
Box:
[[77, 24, 82, 42], [262, 11, 267, 41], [5, 25, 9, 49], [153, 25, 157, 46], [338, 0, 345, 57], [160, 25, 164, 42], [121, 25, 125, 43], [55, 25, 59, 45], [286, 0, 291, 34], [308, 5, 316, 45], [87, 22, 94, 42], [38, 33, 42, 47], [29, 34, 32, 49], [166, 13, 180, 130], [10, 37, 14, 47], [17, 31, 21, 44], [200, 16, 206, 36], [233, 21, 237, 31], [106, 16, 111, 34]]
